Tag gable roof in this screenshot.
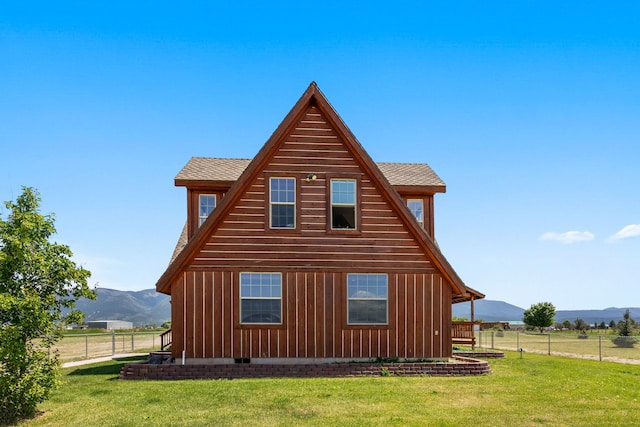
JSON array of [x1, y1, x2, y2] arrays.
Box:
[[156, 82, 468, 298], [174, 158, 446, 192]]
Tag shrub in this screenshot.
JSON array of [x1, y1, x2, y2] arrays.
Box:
[[612, 336, 638, 348]]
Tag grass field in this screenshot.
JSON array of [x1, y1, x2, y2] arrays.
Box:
[[53, 332, 161, 362], [21, 351, 640, 426], [477, 331, 640, 362]]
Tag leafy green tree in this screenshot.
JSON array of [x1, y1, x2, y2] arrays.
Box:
[[573, 318, 589, 332], [523, 302, 556, 333], [0, 187, 95, 424], [562, 320, 572, 330]]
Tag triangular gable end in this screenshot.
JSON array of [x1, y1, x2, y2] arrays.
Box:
[[156, 83, 467, 297]]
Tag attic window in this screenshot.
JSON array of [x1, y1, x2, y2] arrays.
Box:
[[199, 194, 216, 226], [407, 199, 424, 228], [347, 273, 388, 324], [270, 178, 295, 228], [330, 179, 356, 229]]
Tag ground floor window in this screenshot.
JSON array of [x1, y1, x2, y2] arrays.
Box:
[[240, 273, 282, 324], [347, 273, 388, 324]]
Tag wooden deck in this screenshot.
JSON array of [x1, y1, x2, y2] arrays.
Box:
[[452, 321, 476, 348]]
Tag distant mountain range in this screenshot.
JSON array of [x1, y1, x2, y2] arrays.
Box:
[[76, 288, 170, 327], [453, 300, 640, 325], [77, 288, 639, 327]]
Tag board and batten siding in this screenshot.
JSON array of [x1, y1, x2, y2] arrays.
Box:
[[170, 104, 453, 360], [170, 271, 452, 360]]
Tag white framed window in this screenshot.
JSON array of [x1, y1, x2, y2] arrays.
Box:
[[240, 273, 282, 324], [330, 179, 356, 229], [347, 273, 388, 324], [407, 199, 424, 228], [198, 194, 216, 226], [270, 177, 295, 228]]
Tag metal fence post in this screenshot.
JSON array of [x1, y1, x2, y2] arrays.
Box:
[[85, 335, 88, 359], [112, 331, 115, 355], [548, 334, 551, 355], [599, 335, 602, 361], [491, 331, 494, 349], [131, 333, 134, 351]]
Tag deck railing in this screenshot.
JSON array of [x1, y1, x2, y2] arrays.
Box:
[[452, 321, 476, 348], [160, 329, 172, 351]]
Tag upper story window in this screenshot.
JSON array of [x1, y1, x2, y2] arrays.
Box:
[[330, 179, 356, 229], [240, 272, 282, 324], [269, 177, 296, 228], [198, 194, 216, 226], [347, 273, 388, 324], [407, 199, 424, 228]]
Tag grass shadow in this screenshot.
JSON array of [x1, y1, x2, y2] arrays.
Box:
[[67, 356, 147, 377]]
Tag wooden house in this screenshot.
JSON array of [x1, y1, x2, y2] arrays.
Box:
[[156, 83, 483, 363]]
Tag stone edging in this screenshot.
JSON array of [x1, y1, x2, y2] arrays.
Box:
[[119, 356, 490, 380], [454, 351, 505, 358]]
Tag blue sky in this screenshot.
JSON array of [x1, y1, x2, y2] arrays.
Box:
[[1, 1, 639, 310]]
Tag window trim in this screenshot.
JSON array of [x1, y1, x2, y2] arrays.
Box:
[[346, 273, 389, 325], [266, 175, 298, 231], [407, 198, 424, 228], [239, 272, 283, 325], [198, 194, 217, 226], [328, 177, 359, 232]]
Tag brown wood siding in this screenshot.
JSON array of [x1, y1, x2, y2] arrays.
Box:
[[169, 103, 455, 361], [189, 105, 434, 272], [173, 270, 451, 360]]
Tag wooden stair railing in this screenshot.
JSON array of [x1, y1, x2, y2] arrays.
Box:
[[160, 329, 172, 351], [452, 321, 476, 349]]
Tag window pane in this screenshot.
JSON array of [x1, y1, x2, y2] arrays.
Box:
[[407, 199, 424, 226], [241, 299, 282, 323], [332, 206, 355, 229], [348, 300, 387, 324], [271, 205, 295, 228], [199, 195, 216, 226], [240, 273, 282, 324], [331, 179, 356, 229], [270, 178, 295, 228], [271, 178, 295, 203], [331, 180, 355, 204], [347, 274, 388, 324], [348, 274, 387, 298]]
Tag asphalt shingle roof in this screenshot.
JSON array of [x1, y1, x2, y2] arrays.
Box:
[[175, 157, 445, 187]]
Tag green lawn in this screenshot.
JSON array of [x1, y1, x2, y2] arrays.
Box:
[[22, 352, 640, 426], [478, 331, 640, 362]]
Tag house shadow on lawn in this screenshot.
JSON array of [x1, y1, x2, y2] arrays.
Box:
[[67, 356, 147, 378]]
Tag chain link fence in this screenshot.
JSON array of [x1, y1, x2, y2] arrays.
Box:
[[53, 332, 163, 362], [476, 331, 640, 363]]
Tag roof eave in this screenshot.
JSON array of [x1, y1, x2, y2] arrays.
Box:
[[393, 184, 446, 194], [174, 179, 237, 189]]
